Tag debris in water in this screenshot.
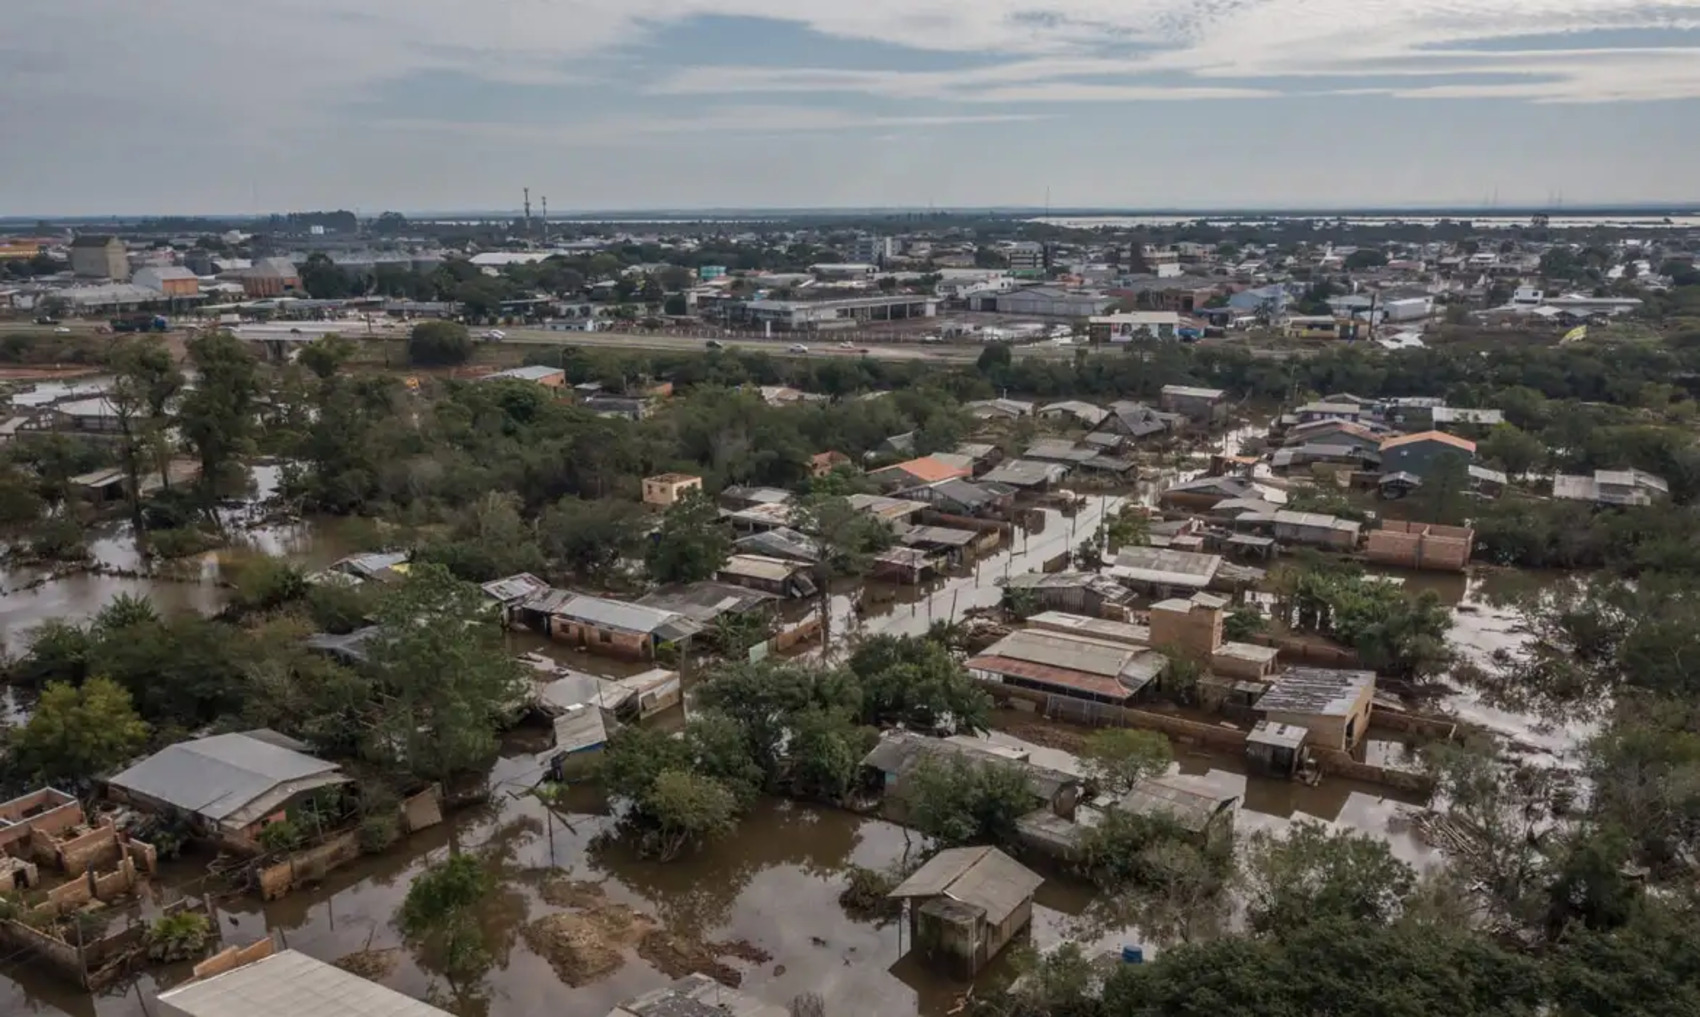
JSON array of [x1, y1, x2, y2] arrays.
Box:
[[636, 931, 770, 987], [334, 948, 400, 980], [538, 875, 609, 910], [522, 904, 656, 987]]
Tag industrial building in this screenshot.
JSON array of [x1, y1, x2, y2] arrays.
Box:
[[732, 293, 937, 331]]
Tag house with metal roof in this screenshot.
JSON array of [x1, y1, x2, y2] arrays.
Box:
[[967, 628, 1168, 706], [900, 477, 1015, 517], [520, 591, 701, 661], [980, 458, 1068, 490], [106, 732, 349, 852], [868, 455, 973, 490], [1255, 667, 1377, 750], [1114, 777, 1238, 850], [732, 526, 821, 563], [888, 845, 1044, 978], [636, 581, 778, 630], [1107, 546, 1222, 596], [1378, 430, 1475, 479], [1039, 400, 1109, 428], [1159, 384, 1228, 425], [479, 364, 566, 387], [1091, 400, 1177, 441], [1552, 468, 1670, 507], [1001, 571, 1132, 616], [861, 731, 1081, 821], [158, 943, 452, 1017], [716, 554, 818, 599]]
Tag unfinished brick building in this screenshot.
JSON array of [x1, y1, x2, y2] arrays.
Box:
[[1363, 520, 1474, 572]]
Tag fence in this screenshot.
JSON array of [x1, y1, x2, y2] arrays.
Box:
[[256, 830, 361, 901]]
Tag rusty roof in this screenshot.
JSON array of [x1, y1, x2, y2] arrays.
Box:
[[1378, 430, 1476, 454]]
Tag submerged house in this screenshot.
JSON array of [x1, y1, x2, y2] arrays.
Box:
[[515, 591, 701, 661], [861, 731, 1081, 821], [106, 732, 349, 852], [1255, 668, 1376, 751], [888, 846, 1044, 978], [1114, 777, 1238, 851]]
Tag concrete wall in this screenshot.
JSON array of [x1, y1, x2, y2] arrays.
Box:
[[190, 937, 276, 982], [1310, 747, 1436, 794]]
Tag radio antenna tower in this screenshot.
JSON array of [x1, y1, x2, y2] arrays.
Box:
[[540, 196, 548, 244], [523, 187, 532, 243]]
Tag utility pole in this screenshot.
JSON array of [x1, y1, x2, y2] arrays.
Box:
[[540, 196, 548, 245], [523, 187, 532, 244]]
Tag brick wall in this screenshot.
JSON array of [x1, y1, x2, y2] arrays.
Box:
[[56, 822, 122, 876], [1363, 520, 1473, 572], [257, 831, 361, 901]]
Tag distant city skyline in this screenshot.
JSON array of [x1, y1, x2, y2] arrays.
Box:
[[5, 1, 1700, 215]]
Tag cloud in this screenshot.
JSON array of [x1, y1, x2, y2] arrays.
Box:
[[374, 106, 1049, 145]]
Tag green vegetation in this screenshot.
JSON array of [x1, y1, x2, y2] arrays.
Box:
[[145, 911, 213, 962], [1275, 557, 1453, 679], [9, 677, 149, 785], [407, 320, 473, 366]]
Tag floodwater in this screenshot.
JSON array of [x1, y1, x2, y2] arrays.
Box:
[[0, 472, 1578, 1017]]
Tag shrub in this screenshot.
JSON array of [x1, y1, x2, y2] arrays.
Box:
[[407, 321, 473, 367], [146, 911, 212, 962], [256, 817, 304, 854], [358, 811, 400, 854]]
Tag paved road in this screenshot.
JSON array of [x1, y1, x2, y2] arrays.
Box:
[[493, 327, 1080, 363]]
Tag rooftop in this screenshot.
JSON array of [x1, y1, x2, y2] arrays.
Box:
[[1110, 546, 1222, 588], [874, 456, 972, 484], [157, 948, 452, 1017], [887, 845, 1044, 927], [549, 593, 702, 640], [1255, 667, 1376, 717], [1116, 777, 1238, 834], [1379, 430, 1477, 454], [108, 733, 346, 828]]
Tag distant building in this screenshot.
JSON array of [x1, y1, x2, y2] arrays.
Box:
[[1159, 384, 1228, 424], [69, 235, 129, 280], [1552, 468, 1670, 507], [1364, 520, 1474, 572], [241, 257, 300, 298], [847, 235, 895, 265], [971, 285, 1114, 318], [1089, 311, 1181, 342], [1378, 431, 1475, 478], [480, 364, 566, 387], [132, 265, 199, 297], [642, 472, 703, 507]]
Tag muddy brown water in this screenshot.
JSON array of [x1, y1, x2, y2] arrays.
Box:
[[0, 485, 1578, 1016]]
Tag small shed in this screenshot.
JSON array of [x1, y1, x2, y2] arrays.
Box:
[[1255, 668, 1376, 750], [1115, 778, 1238, 852], [1246, 720, 1308, 777], [888, 846, 1044, 978]]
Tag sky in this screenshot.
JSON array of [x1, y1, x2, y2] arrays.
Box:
[[4, 1, 1700, 215]]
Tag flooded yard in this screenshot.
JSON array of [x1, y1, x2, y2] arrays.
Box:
[[0, 466, 1589, 1017]]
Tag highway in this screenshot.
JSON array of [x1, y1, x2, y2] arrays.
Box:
[[491, 327, 1080, 363]]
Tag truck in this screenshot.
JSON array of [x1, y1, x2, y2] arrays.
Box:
[[110, 314, 169, 333]]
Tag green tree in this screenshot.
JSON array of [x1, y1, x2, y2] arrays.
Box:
[[644, 490, 731, 585], [539, 496, 642, 579], [645, 769, 739, 860], [846, 635, 991, 733], [11, 677, 149, 783], [108, 337, 184, 540], [408, 320, 474, 366], [177, 329, 259, 515], [397, 854, 497, 991], [1478, 424, 1546, 477], [297, 332, 356, 378], [693, 660, 861, 780], [361, 565, 526, 780], [902, 754, 1035, 850], [1078, 728, 1173, 795], [793, 492, 893, 649], [1240, 820, 1416, 933]]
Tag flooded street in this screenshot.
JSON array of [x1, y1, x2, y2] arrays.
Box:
[[0, 462, 1585, 1017]]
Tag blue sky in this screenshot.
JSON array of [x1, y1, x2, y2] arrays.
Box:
[[3, 1, 1699, 214]]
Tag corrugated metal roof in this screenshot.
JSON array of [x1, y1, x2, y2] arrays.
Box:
[[157, 949, 453, 1017], [900, 525, 978, 548], [1024, 612, 1151, 646], [480, 572, 549, 604], [981, 459, 1067, 487], [1111, 546, 1222, 586], [1256, 667, 1375, 717], [975, 629, 1136, 677], [109, 734, 344, 823], [554, 594, 702, 640], [1117, 778, 1237, 834], [888, 846, 1043, 926], [718, 555, 800, 582]]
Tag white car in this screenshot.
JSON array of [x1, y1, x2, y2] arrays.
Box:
[[787, 343, 809, 353], [53, 326, 71, 334], [482, 329, 506, 341]]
